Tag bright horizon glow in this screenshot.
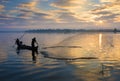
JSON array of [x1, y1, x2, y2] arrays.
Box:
[[0, 0, 120, 29]]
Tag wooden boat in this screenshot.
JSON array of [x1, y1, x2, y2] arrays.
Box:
[[17, 45, 38, 51], [16, 45, 38, 54]]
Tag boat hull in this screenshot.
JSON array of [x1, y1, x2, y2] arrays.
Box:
[[17, 45, 38, 51]]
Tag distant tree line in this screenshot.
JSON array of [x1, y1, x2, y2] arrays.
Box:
[[25, 29, 120, 33]]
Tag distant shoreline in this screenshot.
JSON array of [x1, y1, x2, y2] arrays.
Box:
[[25, 29, 119, 33], [0, 31, 25, 33], [0, 29, 119, 33]]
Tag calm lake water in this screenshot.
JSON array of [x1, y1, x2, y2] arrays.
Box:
[[0, 32, 120, 81]]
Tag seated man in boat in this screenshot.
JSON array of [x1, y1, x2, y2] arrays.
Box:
[[15, 38, 20, 47], [15, 38, 27, 50], [15, 38, 24, 54], [15, 38, 23, 49]]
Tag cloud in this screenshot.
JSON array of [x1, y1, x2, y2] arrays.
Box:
[[0, 5, 5, 12], [0, 0, 9, 3], [16, 1, 74, 23], [91, 1, 120, 23], [114, 15, 120, 22], [51, 0, 87, 8], [13, 1, 53, 23], [0, 0, 120, 29], [0, 0, 57, 28], [50, 0, 95, 22], [18, 1, 38, 10], [100, 0, 117, 3], [50, 0, 109, 26], [50, 0, 120, 25]]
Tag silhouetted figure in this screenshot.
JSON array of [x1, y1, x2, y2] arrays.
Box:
[[15, 38, 21, 54], [31, 37, 38, 62], [15, 38, 24, 47], [31, 37, 38, 48], [15, 38, 25, 54], [15, 38, 21, 52], [31, 37, 38, 53], [15, 38, 20, 47]]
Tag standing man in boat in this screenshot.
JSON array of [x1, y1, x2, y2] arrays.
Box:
[[31, 37, 38, 62], [31, 37, 38, 48]]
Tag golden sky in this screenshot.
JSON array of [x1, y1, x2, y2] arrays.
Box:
[[0, 0, 120, 29]]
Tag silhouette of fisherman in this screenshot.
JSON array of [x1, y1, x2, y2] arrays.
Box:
[[15, 38, 21, 54], [15, 38, 23, 48], [15, 38, 23, 54], [15, 38, 20, 47], [31, 37, 38, 62], [31, 37, 38, 48]]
